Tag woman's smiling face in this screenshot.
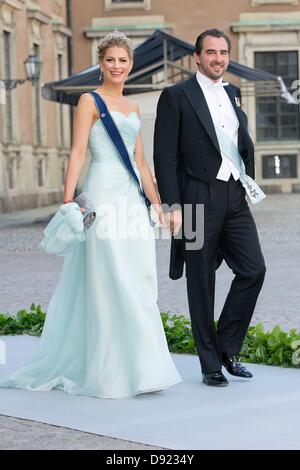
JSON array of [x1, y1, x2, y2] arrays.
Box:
[[100, 46, 133, 84]]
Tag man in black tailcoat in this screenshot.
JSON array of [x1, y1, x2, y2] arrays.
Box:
[[154, 29, 266, 386]]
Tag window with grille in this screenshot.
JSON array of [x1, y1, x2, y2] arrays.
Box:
[[3, 31, 13, 142], [34, 44, 42, 145], [37, 159, 45, 187], [255, 51, 300, 141], [262, 154, 297, 178], [7, 159, 15, 189]]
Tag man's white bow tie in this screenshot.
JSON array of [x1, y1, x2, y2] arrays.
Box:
[[210, 81, 229, 88]]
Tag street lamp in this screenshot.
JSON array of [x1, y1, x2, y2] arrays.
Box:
[[0, 54, 42, 90], [24, 54, 42, 86]]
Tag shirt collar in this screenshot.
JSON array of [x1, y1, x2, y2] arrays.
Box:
[[196, 70, 228, 89]]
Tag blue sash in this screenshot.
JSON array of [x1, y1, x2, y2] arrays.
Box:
[[90, 91, 154, 225]]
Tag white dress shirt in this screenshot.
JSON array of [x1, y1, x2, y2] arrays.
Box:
[[196, 71, 240, 181]]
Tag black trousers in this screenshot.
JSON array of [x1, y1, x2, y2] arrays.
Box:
[[182, 175, 266, 374]]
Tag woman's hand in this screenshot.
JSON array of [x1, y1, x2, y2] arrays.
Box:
[[63, 200, 86, 213]]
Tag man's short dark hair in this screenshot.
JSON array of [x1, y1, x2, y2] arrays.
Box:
[[194, 29, 231, 55]]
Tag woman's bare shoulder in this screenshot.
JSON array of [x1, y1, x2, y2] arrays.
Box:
[[77, 92, 95, 106], [77, 92, 98, 120]]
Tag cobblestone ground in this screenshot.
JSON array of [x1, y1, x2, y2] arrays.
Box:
[[0, 193, 300, 331], [0, 415, 162, 450]]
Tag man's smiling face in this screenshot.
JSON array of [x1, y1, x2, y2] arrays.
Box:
[[194, 35, 230, 82]]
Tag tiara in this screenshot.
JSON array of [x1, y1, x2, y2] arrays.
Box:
[[103, 29, 129, 42]]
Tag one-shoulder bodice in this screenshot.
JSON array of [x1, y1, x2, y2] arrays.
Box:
[[88, 111, 141, 167]]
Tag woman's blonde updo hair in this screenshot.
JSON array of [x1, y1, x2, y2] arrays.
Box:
[[97, 30, 134, 62]]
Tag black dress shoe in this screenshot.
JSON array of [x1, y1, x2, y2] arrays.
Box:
[[202, 371, 229, 387], [222, 354, 253, 378]]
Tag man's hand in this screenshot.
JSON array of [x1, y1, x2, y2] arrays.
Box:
[[152, 203, 164, 225], [163, 210, 182, 236]]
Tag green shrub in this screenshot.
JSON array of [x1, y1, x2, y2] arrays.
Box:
[[161, 312, 197, 354], [161, 313, 300, 368], [0, 304, 45, 336], [240, 322, 300, 367]]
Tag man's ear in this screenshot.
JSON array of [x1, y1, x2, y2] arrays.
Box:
[[193, 52, 200, 67]]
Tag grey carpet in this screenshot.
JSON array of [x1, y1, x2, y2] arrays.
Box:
[[0, 335, 299, 450]]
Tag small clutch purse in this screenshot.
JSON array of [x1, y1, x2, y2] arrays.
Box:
[[73, 192, 96, 229]]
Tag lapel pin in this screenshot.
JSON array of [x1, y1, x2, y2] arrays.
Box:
[[235, 96, 241, 107]]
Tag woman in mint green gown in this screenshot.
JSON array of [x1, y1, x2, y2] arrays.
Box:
[[0, 32, 182, 398]]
